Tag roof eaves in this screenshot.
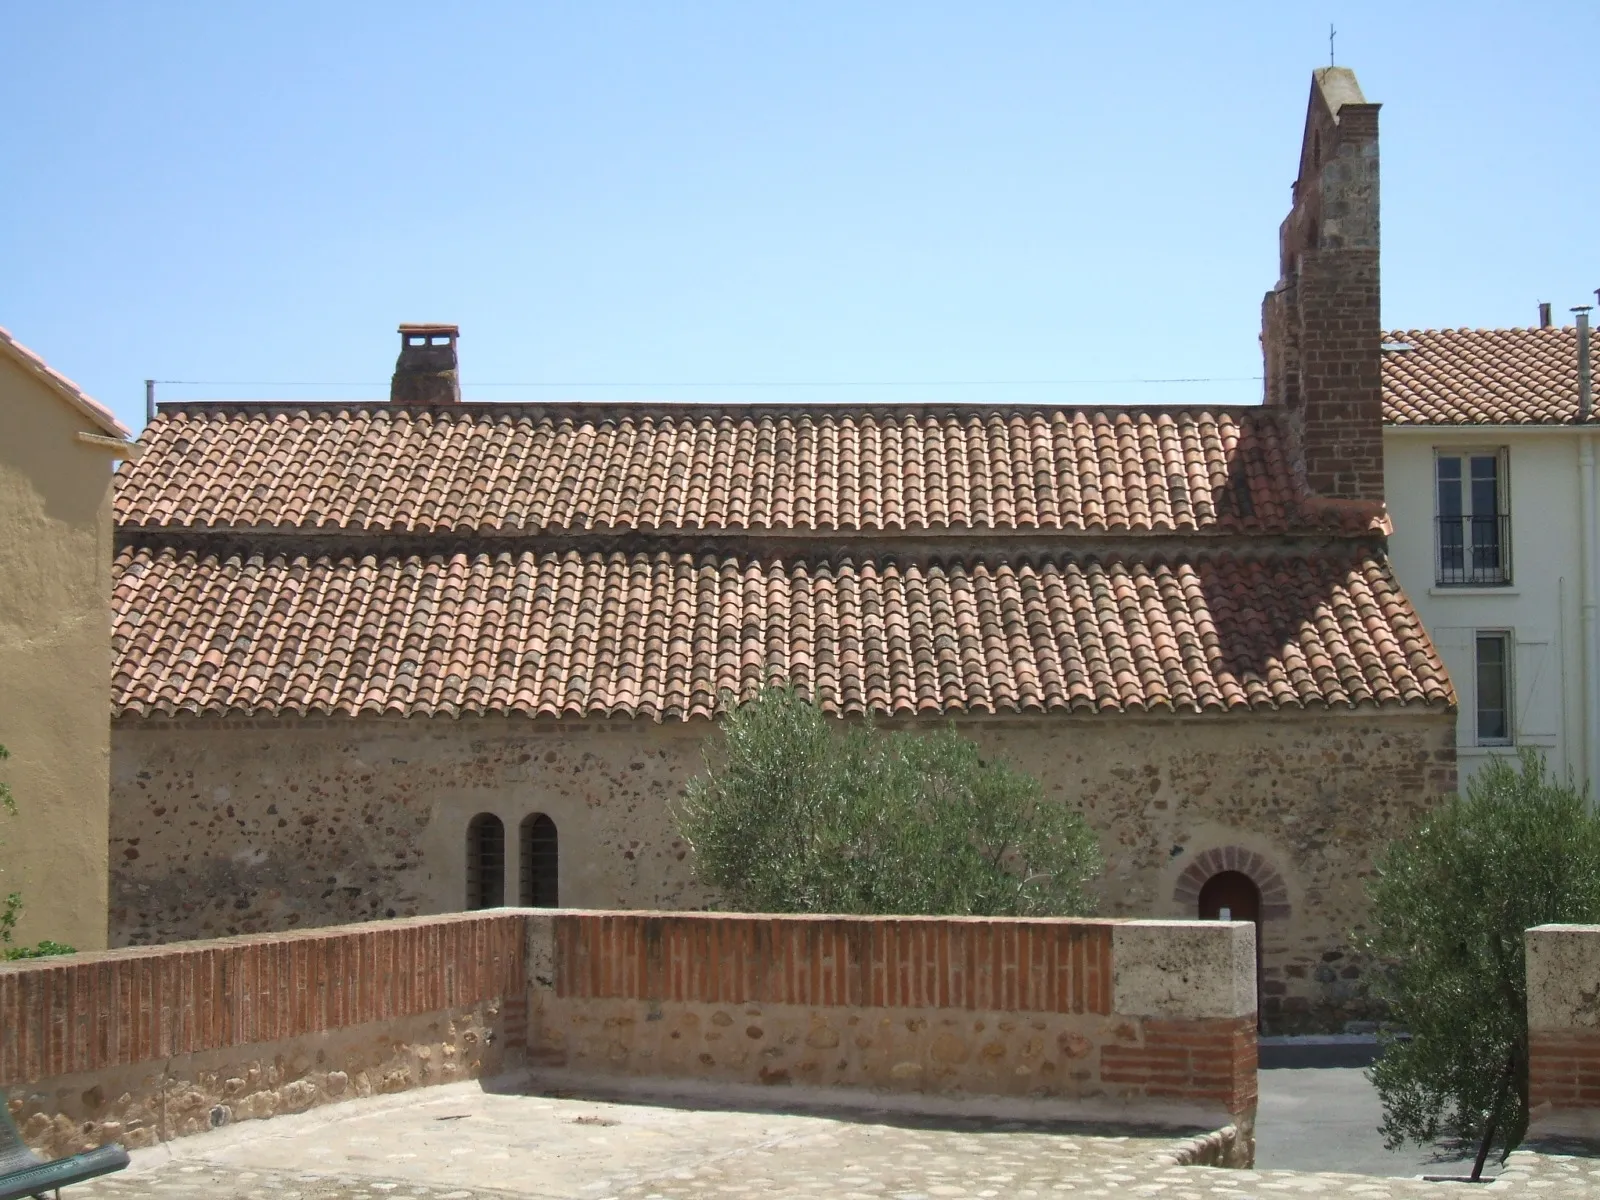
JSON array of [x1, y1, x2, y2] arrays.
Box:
[[0, 325, 133, 443], [1385, 420, 1591, 434]]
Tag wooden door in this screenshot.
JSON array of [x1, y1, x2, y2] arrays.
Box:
[[1198, 870, 1263, 1027]]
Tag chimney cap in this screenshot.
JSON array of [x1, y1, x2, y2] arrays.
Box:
[[399, 322, 459, 336]]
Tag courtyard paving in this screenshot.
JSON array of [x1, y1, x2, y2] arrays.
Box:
[[67, 1078, 1600, 1200]]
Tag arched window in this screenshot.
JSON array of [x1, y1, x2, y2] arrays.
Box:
[[520, 813, 559, 907], [465, 813, 505, 910]]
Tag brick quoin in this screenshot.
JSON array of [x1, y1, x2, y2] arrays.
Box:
[[1099, 1017, 1258, 1114], [1530, 1029, 1600, 1109], [1260, 67, 1384, 510]]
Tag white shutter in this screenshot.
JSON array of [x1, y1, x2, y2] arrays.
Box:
[[1431, 627, 1474, 747], [1514, 629, 1557, 742]]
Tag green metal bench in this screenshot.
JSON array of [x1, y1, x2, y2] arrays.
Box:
[[0, 1106, 128, 1200]]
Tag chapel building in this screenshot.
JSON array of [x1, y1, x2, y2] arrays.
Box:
[[107, 68, 1455, 1033]]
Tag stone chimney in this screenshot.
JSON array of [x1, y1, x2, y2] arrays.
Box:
[[391, 324, 461, 404], [1261, 68, 1383, 514]]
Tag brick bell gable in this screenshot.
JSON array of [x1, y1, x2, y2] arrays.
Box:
[[1261, 67, 1384, 515]]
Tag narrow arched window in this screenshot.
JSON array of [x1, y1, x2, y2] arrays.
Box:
[[519, 813, 559, 907], [466, 813, 506, 910]]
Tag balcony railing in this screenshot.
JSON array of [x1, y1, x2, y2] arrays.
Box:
[[1436, 514, 1512, 586]]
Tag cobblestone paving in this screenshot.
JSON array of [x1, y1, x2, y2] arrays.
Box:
[[65, 1084, 1600, 1200]]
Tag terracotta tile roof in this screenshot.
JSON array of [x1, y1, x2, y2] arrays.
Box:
[[1382, 327, 1590, 426], [111, 545, 1450, 720], [115, 403, 1353, 535], [0, 325, 132, 441]]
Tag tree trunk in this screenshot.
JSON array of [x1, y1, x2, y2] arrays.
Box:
[[1472, 1054, 1515, 1181]]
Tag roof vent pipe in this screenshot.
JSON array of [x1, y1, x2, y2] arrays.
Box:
[[1577, 306, 1593, 423], [1539, 302, 1553, 329]]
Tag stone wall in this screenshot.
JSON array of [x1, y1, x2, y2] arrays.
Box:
[[1527, 923, 1600, 1143], [1, 912, 527, 1159], [4, 910, 1257, 1164], [110, 707, 1455, 1032]]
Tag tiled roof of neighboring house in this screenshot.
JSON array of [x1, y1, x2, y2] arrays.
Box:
[[115, 403, 1361, 535], [1381, 326, 1589, 426], [111, 545, 1450, 720], [0, 325, 132, 441]]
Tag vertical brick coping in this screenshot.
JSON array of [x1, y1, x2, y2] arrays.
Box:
[[551, 912, 1113, 1013], [0, 911, 526, 1089], [1527, 923, 1600, 1143]]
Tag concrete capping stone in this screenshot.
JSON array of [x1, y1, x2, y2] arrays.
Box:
[[1526, 924, 1600, 1031], [1111, 920, 1256, 1020]]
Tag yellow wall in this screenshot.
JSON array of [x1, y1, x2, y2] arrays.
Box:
[[0, 354, 119, 950]]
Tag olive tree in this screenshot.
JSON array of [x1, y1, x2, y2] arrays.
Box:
[[673, 687, 1102, 916], [1366, 749, 1600, 1178]]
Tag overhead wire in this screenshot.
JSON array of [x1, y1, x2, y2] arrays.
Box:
[[153, 375, 1263, 388]]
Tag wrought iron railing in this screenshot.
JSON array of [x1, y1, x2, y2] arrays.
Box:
[[1435, 514, 1512, 585]]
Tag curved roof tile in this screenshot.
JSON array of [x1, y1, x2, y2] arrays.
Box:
[[112, 545, 1452, 721], [115, 403, 1348, 535], [1382, 327, 1591, 426]]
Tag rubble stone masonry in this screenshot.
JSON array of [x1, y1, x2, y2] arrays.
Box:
[[109, 708, 1455, 1033]]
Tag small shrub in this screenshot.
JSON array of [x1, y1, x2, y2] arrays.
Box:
[[674, 687, 1102, 916]]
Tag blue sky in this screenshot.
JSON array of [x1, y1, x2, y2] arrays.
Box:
[[6, 3, 1597, 434]]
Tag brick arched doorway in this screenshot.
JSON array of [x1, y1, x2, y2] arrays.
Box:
[[1175, 847, 1290, 1028]]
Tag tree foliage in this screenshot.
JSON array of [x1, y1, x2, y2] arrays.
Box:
[[0, 743, 76, 960], [1366, 749, 1600, 1175], [673, 688, 1102, 916]]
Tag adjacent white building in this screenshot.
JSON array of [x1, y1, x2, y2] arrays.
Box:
[[1383, 314, 1599, 796]]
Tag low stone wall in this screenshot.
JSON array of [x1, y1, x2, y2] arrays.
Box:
[[528, 912, 1257, 1142], [1527, 923, 1600, 1143], [1, 913, 527, 1158], [5, 909, 1256, 1164]]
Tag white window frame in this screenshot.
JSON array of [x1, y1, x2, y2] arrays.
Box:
[[1473, 630, 1514, 747], [1434, 447, 1511, 586]]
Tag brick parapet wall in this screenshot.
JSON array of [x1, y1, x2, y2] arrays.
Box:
[[530, 912, 1256, 1138], [0, 912, 525, 1087], [4, 911, 1256, 1160], [1526, 924, 1600, 1142], [2, 913, 527, 1158]]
